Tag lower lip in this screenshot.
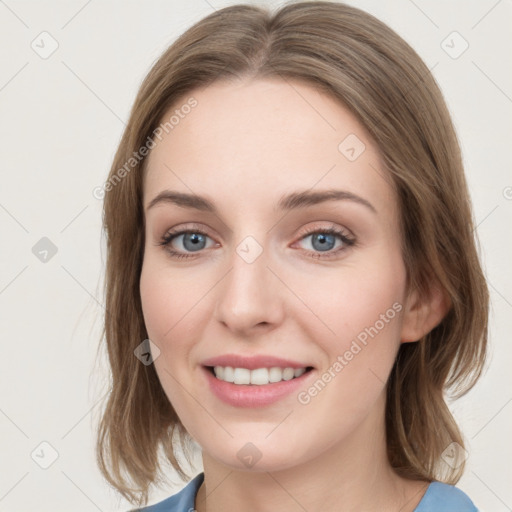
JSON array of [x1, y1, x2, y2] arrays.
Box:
[[202, 366, 314, 408]]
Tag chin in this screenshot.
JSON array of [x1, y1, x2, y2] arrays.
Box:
[[201, 435, 313, 474]]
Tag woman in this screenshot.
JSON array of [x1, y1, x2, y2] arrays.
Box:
[[96, 2, 488, 510]]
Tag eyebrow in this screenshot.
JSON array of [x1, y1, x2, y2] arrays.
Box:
[[146, 189, 377, 214]]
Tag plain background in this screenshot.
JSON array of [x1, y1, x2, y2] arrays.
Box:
[[0, 0, 511, 510]]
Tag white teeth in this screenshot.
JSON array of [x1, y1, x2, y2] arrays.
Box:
[[294, 368, 306, 378], [222, 366, 235, 382], [233, 368, 251, 385], [214, 366, 224, 380], [269, 367, 283, 383], [250, 368, 269, 385], [212, 366, 309, 385], [282, 367, 295, 381]]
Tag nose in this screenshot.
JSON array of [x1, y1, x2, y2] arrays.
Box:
[[213, 240, 285, 336]]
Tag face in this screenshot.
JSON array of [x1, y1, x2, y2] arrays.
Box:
[[140, 78, 410, 472]]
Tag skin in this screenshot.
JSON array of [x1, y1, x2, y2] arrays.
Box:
[[140, 78, 448, 512]]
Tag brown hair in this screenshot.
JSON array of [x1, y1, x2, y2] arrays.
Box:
[[95, 1, 489, 506]]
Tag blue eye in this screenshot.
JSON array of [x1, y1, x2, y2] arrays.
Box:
[[158, 226, 355, 260], [295, 227, 355, 259], [159, 229, 214, 259], [303, 231, 338, 252], [175, 232, 207, 252]]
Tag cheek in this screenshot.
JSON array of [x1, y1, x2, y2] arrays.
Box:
[[139, 263, 172, 343], [139, 259, 206, 427], [290, 257, 405, 406], [139, 256, 215, 374], [140, 262, 185, 385], [291, 257, 405, 345], [140, 256, 201, 340]]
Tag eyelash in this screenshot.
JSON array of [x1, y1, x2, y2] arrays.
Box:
[[157, 224, 356, 261]]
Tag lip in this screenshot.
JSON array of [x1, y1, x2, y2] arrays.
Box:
[[201, 355, 315, 408], [201, 353, 311, 370]]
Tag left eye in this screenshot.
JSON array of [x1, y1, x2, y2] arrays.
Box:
[[298, 231, 342, 252], [294, 227, 355, 258]]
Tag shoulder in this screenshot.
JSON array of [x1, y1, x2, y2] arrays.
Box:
[[415, 481, 479, 512], [130, 473, 204, 512]]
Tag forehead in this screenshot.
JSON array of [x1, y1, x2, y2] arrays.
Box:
[[143, 78, 395, 217]]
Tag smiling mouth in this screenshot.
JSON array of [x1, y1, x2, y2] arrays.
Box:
[[205, 365, 314, 385]]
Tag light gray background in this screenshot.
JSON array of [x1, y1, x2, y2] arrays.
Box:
[[0, 0, 511, 511]]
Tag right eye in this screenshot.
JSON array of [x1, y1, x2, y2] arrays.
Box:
[[158, 226, 218, 259]]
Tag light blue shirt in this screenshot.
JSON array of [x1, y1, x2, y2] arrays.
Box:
[[134, 472, 479, 511]]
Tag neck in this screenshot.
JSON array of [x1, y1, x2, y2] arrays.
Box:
[[194, 393, 429, 512]]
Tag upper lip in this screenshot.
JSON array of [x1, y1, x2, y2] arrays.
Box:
[[201, 354, 313, 370]]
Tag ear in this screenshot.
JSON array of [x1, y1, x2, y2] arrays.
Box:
[[400, 279, 451, 343]]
